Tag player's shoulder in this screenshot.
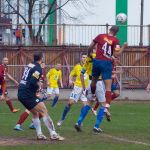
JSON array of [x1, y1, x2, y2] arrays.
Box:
[[33, 63, 42, 73], [75, 63, 82, 68], [27, 63, 35, 68]]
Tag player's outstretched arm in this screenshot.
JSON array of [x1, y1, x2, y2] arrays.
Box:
[[114, 42, 128, 56], [87, 41, 96, 57], [7, 73, 19, 86]]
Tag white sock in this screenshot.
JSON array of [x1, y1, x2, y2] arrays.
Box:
[[32, 118, 42, 135], [43, 116, 56, 136]]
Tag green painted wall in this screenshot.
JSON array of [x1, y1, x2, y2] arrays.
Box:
[[116, 0, 128, 45]]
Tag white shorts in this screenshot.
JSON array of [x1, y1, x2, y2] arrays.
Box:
[[47, 87, 59, 95], [87, 80, 106, 102], [69, 85, 87, 102]]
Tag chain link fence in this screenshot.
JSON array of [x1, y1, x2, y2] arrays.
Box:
[[6, 65, 150, 100]]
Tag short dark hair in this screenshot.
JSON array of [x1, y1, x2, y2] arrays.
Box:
[[81, 52, 87, 56], [110, 25, 119, 35], [33, 52, 43, 62]]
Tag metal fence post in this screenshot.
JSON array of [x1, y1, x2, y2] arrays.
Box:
[[148, 25, 150, 46]]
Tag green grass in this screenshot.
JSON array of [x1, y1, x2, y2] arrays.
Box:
[[0, 100, 150, 150]]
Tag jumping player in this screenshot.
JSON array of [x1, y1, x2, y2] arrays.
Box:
[[92, 60, 121, 121], [87, 25, 126, 133], [0, 57, 20, 113]]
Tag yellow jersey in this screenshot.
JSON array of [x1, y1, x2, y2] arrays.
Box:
[[70, 63, 89, 88], [46, 68, 62, 88], [82, 53, 96, 76], [81, 54, 102, 80]]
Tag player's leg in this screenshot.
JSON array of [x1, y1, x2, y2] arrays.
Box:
[[47, 87, 52, 100], [111, 83, 120, 100], [75, 100, 91, 132], [57, 86, 81, 126], [90, 59, 101, 100], [14, 109, 30, 131], [92, 100, 100, 116], [51, 88, 59, 107], [102, 61, 113, 121], [93, 81, 106, 133], [5, 94, 20, 113], [29, 112, 43, 129], [32, 101, 64, 140], [57, 99, 75, 126], [93, 103, 105, 133], [74, 83, 92, 132]]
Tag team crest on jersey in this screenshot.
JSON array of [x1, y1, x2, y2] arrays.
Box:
[[36, 99, 40, 102], [32, 71, 40, 79]]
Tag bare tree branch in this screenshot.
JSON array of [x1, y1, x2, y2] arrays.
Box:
[[5, 0, 28, 24]]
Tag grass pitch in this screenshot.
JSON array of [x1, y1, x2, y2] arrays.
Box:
[[0, 100, 150, 150]]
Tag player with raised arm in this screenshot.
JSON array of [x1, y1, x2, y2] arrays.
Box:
[[46, 64, 63, 107], [18, 52, 64, 140], [0, 57, 20, 113], [57, 53, 89, 126], [87, 25, 126, 133]]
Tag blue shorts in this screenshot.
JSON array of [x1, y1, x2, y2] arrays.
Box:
[[92, 59, 112, 80], [111, 83, 119, 91], [18, 89, 42, 110]]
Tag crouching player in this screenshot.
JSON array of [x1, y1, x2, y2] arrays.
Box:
[[14, 62, 47, 131], [57, 53, 88, 126], [74, 52, 106, 133], [18, 52, 64, 140]]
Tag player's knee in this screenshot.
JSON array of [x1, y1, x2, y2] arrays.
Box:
[[68, 99, 74, 105]]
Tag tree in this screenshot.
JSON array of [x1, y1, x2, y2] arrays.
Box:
[[2, 0, 97, 45]]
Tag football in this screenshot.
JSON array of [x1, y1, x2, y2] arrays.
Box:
[[116, 13, 127, 24]]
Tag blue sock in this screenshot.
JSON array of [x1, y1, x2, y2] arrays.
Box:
[[61, 104, 71, 120], [94, 106, 105, 128], [77, 105, 91, 126], [51, 96, 59, 107]]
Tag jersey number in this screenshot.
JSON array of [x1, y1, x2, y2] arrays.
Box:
[[22, 67, 31, 80], [102, 42, 112, 56]]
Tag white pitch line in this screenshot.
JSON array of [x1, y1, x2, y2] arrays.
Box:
[[102, 133, 150, 146], [0, 113, 12, 115]]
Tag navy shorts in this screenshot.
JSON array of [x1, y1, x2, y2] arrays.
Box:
[[92, 59, 112, 80], [18, 90, 42, 110], [111, 83, 120, 91]]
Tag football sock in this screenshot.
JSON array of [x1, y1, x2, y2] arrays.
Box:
[[93, 101, 100, 111], [77, 105, 91, 126], [94, 106, 105, 128], [51, 96, 59, 107], [61, 104, 71, 120], [112, 93, 119, 100], [43, 116, 55, 135], [6, 100, 14, 111], [17, 111, 29, 125], [91, 82, 96, 94], [32, 118, 42, 135], [39, 113, 43, 119], [105, 91, 112, 104]]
